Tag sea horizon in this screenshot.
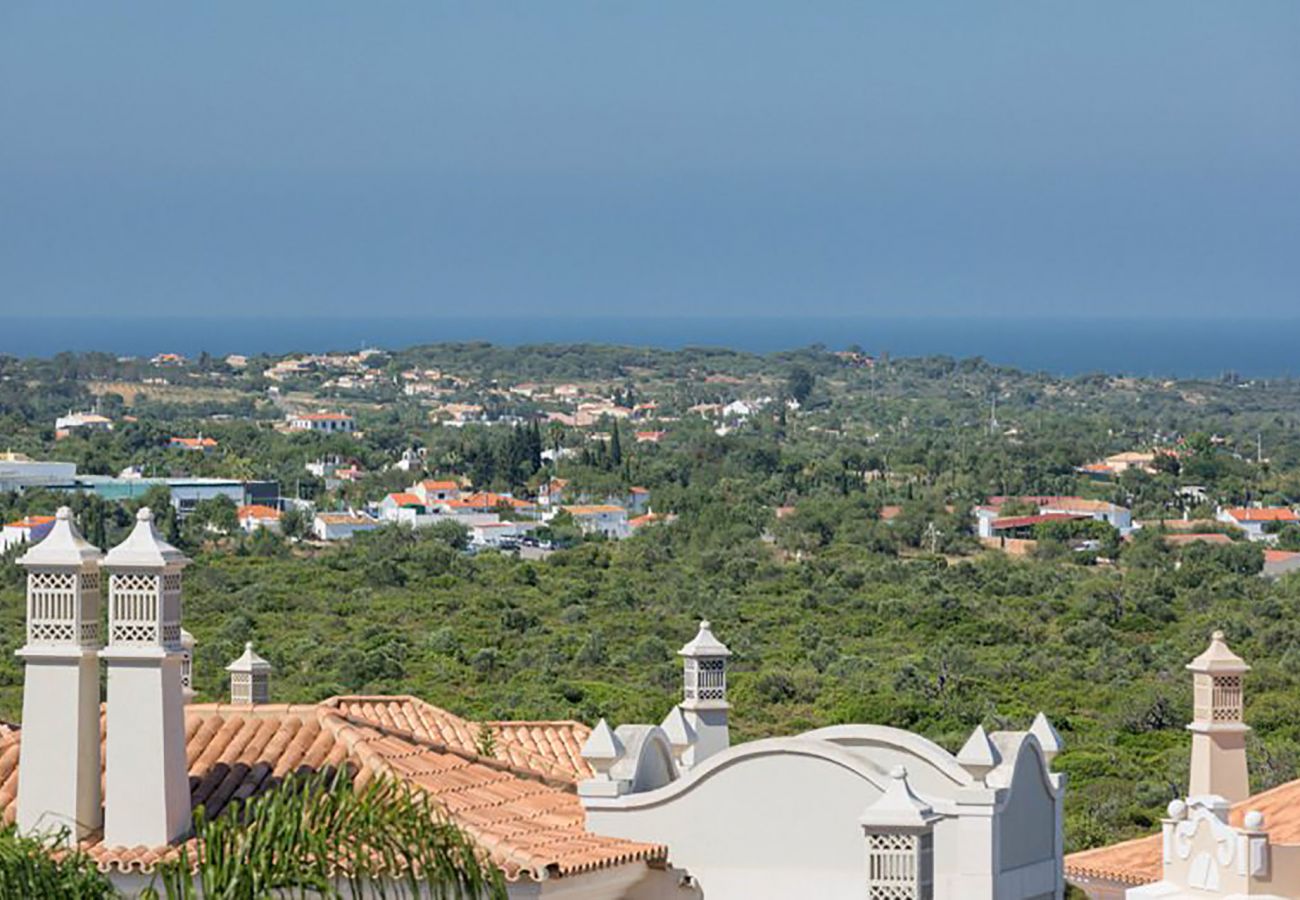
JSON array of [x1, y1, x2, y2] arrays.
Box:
[[4, 314, 1299, 379]]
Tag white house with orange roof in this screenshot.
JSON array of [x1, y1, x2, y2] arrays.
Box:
[[1216, 506, 1300, 542], [286, 411, 356, 434], [236, 504, 281, 533], [411, 478, 461, 505], [1, 514, 57, 553], [556, 505, 631, 540], [55, 411, 114, 439], [312, 511, 380, 541]]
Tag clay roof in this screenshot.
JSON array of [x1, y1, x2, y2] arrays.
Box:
[[1264, 549, 1300, 564], [1163, 533, 1234, 546], [385, 492, 424, 507], [238, 504, 281, 520], [562, 505, 626, 516], [420, 480, 460, 492], [0, 696, 658, 882], [1224, 507, 1299, 523], [298, 412, 353, 421], [4, 514, 56, 530], [1066, 776, 1300, 887], [990, 513, 1087, 530]]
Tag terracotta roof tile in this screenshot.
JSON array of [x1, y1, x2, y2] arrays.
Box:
[[0, 697, 663, 882]]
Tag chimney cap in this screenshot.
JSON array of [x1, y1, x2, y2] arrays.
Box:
[[679, 620, 731, 658], [103, 507, 189, 569], [1187, 630, 1249, 675], [226, 642, 272, 674], [17, 506, 103, 568]]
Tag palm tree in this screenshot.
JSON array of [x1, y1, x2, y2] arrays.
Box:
[[147, 770, 506, 899]]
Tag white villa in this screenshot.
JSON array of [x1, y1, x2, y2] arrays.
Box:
[[554, 505, 632, 540], [286, 411, 357, 434], [1215, 506, 1300, 542], [5, 509, 1067, 898]]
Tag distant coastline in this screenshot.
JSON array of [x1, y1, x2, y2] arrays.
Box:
[[4, 315, 1298, 379]]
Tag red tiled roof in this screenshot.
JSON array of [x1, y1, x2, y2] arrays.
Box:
[[1225, 507, 1299, 523], [0, 697, 658, 882], [990, 513, 1087, 530], [1164, 533, 1233, 546], [237, 504, 281, 520], [1264, 549, 1300, 564], [420, 480, 460, 492], [385, 492, 424, 507], [4, 515, 56, 530]]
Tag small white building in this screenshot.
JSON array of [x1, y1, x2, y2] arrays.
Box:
[[558, 505, 631, 540], [287, 412, 356, 434], [236, 504, 282, 534], [470, 520, 538, 548], [312, 511, 379, 541], [1216, 506, 1299, 542], [412, 479, 461, 505], [54, 411, 113, 439]]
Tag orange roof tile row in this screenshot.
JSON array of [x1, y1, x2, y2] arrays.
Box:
[[0, 696, 658, 882], [237, 504, 281, 520], [1225, 507, 1299, 522]]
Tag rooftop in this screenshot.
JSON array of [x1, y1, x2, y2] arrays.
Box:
[[1224, 507, 1299, 522], [0, 696, 655, 882]]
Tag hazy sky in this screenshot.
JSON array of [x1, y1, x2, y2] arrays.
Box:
[[2, 3, 1298, 319]]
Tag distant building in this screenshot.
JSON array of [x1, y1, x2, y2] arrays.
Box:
[[312, 512, 379, 541], [236, 504, 282, 534], [150, 352, 186, 366], [169, 436, 218, 451], [976, 496, 1132, 538], [0, 453, 78, 492], [0, 515, 56, 553], [559, 505, 630, 540], [1263, 549, 1300, 579], [379, 492, 427, 522], [1216, 506, 1299, 542], [287, 412, 356, 434], [54, 411, 113, 440], [412, 479, 461, 505]]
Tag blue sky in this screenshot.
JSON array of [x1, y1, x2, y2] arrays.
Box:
[[2, 3, 1298, 319]]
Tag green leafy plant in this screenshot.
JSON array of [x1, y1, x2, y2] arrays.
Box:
[[0, 825, 115, 900], [145, 769, 506, 900]]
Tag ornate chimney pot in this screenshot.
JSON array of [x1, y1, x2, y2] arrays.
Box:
[[1186, 629, 1251, 803], [100, 507, 192, 848], [1029, 712, 1064, 765], [14, 507, 104, 843], [226, 641, 272, 705], [678, 620, 731, 767]]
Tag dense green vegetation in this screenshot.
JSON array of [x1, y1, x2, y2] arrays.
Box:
[[7, 343, 1300, 859]]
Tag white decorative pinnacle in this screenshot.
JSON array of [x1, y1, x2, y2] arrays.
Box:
[[17, 507, 102, 568], [660, 706, 697, 754], [859, 766, 939, 830], [957, 724, 1001, 782], [1029, 712, 1064, 763], [581, 718, 625, 777], [103, 507, 190, 569], [1187, 629, 1250, 674], [679, 620, 731, 658]]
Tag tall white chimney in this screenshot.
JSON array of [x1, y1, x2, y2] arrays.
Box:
[[678, 620, 731, 767], [15, 507, 104, 843], [100, 508, 192, 847]]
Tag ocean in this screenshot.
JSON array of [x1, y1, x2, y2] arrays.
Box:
[[2, 315, 1297, 379]]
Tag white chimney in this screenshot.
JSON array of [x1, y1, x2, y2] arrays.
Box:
[[100, 507, 192, 847], [15, 507, 104, 843], [226, 642, 271, 705], [678, 620, 731, 767]]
